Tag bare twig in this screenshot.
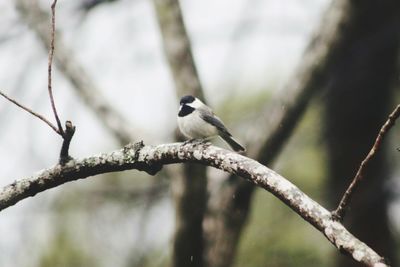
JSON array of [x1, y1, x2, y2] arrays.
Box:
[[47, 0, 75, 163], [0, 142, 389, 267], [3, 0, 75, 163], [332, 104, 400, 221], [48, 0, 63, 136], [0, 90, 60, 134]]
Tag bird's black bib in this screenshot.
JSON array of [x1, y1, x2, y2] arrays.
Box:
[[178, 104, 195, 117]]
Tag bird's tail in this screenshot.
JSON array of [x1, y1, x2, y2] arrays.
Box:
[[219, 133, 246, 152]]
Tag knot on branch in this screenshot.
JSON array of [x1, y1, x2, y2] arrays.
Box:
[[331, 209, 344, 222], [123, 141, 144, 157], [123, 141, 163, 175], [140, 163, 163, 175]]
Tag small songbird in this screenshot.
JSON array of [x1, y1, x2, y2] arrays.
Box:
[[177, 95, 245, 152]]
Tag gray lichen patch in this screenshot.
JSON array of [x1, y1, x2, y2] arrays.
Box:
[[352, 248, 366, 262], [193, 149, 203, 160]]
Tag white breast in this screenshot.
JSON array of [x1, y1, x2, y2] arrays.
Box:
[[178, 110, 218, 139]]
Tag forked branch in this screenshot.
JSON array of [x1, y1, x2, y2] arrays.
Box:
[[0, 0, 75, 163], [16, 0, 139, 145]]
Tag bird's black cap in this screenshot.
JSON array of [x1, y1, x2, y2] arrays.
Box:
[[180, 95, 195, 105]]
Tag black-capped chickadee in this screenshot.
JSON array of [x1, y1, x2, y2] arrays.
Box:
[[177, 95, 245, 152]]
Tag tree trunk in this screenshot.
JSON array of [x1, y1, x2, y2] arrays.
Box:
[[152, 1, 207, 266], [324, 1, 400, 266], [204, 0, 362, 266]]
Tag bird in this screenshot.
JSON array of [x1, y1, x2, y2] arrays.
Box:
[[177, 95, 245, 152]]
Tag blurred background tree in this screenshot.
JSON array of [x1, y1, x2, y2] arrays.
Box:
[[0, 0, 399, 267], [324, 1, 400, 266]]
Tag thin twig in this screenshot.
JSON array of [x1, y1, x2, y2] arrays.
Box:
[[16, 0, 140, 145], [48, 0, 63, 136], [0, 90, 61, 134], [332, 104, 400, 221], [1, 0, 76, 162]]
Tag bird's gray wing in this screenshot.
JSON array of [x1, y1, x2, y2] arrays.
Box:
[[199, 109, 232, 136], [199, 108, 246, 152]]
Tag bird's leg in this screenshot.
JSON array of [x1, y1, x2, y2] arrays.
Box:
[[199, 137, 212, 146], [183, 138, 203, 145], [183, 138, 198, 145], [183, 138, 211, 147]]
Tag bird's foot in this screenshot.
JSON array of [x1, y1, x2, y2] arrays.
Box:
[[183, 139, 211, 147], [183, 139, 195, 145]]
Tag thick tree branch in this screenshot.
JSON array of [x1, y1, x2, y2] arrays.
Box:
[[0, 142, 388, 267], [332, 104, 400, 220]]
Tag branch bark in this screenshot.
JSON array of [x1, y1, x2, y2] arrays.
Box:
[[0, 142, 389, 267]]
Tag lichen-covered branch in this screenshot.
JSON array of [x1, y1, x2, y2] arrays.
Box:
[[0, 142, 388, 267]]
